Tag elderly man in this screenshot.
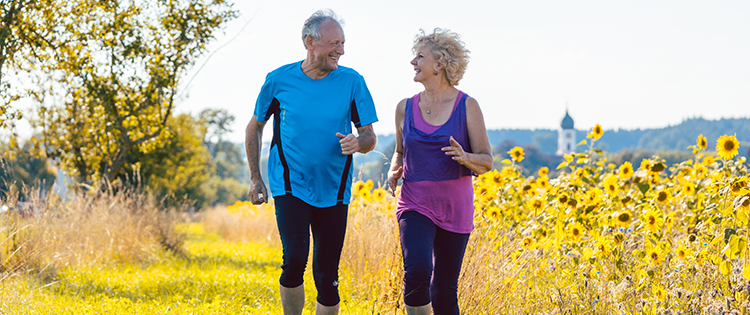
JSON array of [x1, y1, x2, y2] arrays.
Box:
[[244, 9, 377, 315]]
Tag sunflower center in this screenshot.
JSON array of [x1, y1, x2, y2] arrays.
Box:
[[648, 216, 656, 225], [572, 228, 580, 236], [724, 141, 735, 151], [650, 252, 659, 260], [623, 167, 630, 174], [618, 213, 630, 222], [658, 192, 667, 202]]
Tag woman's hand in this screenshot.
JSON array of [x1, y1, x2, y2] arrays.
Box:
[[442, 136, 468, 165], [387, 166, 403, 196]]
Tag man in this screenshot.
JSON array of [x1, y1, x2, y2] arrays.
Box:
[[244, 9, 377, 315]]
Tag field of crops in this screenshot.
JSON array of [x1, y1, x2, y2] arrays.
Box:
[[3, 129, 750, 314]]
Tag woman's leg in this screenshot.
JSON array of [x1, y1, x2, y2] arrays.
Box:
[[399, 211, 436, 308], [430, 228, 470, 315]]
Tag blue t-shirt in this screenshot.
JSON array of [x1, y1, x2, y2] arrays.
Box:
[[254, 61, 378, 207]]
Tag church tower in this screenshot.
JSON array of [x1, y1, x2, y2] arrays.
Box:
[[556, 110, 576, 156]]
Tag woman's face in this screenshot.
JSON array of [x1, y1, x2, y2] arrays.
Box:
[[410, 44, 440, 83]]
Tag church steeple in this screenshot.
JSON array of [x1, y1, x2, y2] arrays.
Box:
[[557, 108, 576, 156]]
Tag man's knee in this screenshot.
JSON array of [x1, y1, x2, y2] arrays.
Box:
[[279, 255, 307, 288]]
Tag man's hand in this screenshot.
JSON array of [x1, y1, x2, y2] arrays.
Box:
[[248, 180, 268, 205], [336, 132, 360, 155]]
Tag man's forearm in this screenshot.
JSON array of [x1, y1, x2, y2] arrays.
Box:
[[356, 125, 377, 154], [245, 120, 264, 180]]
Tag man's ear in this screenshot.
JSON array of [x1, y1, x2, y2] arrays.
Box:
[[305, 35, 315, 50]]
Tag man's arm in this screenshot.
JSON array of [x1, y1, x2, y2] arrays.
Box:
[[336, 123, 376, 155], [245, 115, 268, 204]]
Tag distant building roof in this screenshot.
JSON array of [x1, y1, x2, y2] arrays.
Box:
[[561, 111, 574, 129]]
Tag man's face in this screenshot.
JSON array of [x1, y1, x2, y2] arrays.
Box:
[[307, 20, 345, 73]]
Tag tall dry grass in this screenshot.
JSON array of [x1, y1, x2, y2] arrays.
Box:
[[203, 193, 515, 313], [0, 184, 185, 282]]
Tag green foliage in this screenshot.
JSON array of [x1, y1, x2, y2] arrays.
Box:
[[199, 176, 247, 209], [29, 0, 236, 184], [0, 139, 56, 200], [0, 0, 64, 129], [129, 113, 211, 207]]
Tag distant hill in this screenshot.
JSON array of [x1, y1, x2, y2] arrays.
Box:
[[366, 117, 750, 157]]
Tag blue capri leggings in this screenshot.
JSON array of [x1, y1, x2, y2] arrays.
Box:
[[274, 195, 348, 307], [399, 211, 470, 315]]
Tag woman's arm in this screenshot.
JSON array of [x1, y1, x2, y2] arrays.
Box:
[[387, 98, 408, 196], [441, 97, 493, 174]]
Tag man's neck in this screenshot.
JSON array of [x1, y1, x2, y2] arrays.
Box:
[[301, 59, 330, 79]]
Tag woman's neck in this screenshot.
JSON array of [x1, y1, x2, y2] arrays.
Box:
[[421, 79, 456, 103]]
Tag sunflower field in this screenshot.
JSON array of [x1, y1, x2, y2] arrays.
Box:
[[225, 127, 750, 314]]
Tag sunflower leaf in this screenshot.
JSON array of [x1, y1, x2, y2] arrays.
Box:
[[720, 261, 732, 275]]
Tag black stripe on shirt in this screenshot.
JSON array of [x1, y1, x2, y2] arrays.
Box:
[[268, 98, 292, 194], [336, 154, 353, 205], [350, 100, 361, 128]]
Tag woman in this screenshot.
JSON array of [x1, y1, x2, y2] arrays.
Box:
[[387, 28, 493, 315]]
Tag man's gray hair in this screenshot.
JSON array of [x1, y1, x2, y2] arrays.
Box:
[[301, 9, 344, 48]]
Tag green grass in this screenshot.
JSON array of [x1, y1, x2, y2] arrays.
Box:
[[0, 223, 376, 314]]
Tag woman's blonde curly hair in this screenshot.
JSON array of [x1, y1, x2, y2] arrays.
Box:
[[412, 28, 470, 86]]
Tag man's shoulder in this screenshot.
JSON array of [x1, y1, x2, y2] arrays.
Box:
[[266, 61, 303, 80], [332, 65, 364, 79]]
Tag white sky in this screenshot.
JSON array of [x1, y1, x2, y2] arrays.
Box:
[[16, 0, 750, 144]]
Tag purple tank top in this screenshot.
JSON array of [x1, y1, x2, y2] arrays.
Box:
[[396, 91, 475, 233]]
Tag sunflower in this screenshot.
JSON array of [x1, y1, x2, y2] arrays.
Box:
[[557, 193, 569, 205], [527, 198, 544, 213], [491, 170, 503, 186], [522, 237, 536, 249], [681, 182, 695, 196], [640, 159, 653, 173], [353, 181, 367, 194], [730, 177, 749, 195], [697, 134, 708, 151], [485, 206, 501, 220], [703, 155, 716, 166], [646, 245, 664, 265], [643, 206, 663, 233], [568, 223, 586, 241], [716, 134, 740, 160], [595, 239, 612, 257], [603, 173, 619, 195], [693, 163, 708, 180], [584, 188, 603, 206], [508, 146, 525, 162], [538, 167, 549, 177], [536, 176, 549, 191], [618, 162, 633, 179], [675, 244, 693, 262], [613, 231, 625, 245], [614, 210, 632, 227], [588, 124, 604, 141], [372, 188, 388, 201], [651, 283, 667, 301], [654, 189, 671, 205]]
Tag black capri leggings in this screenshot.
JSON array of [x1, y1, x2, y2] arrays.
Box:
[[274, 195, 348, 307]]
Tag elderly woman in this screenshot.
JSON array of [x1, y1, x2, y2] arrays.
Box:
[[387, 29, 493, 315]]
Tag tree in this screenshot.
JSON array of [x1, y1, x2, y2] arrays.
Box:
[[199, 108, 234, 157], [0, 139, 56, 199], [128, 113, 211, 207], [31, 0, 236, 185], [0, 0, 65, 129]]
